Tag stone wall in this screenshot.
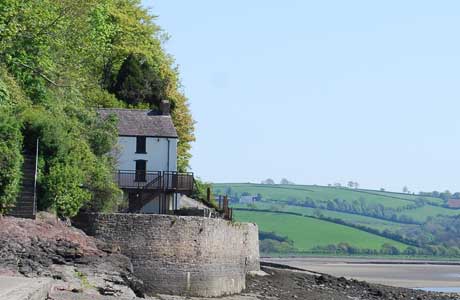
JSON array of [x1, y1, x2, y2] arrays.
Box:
[[74, 213, 259, 297]]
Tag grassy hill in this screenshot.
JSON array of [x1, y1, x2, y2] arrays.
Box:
[[216, 183, 412, 208], [231, 202, 413, 232], [236, 210, 410, 252], [214, 183, 460, 257], [214, 183, 458, 222]]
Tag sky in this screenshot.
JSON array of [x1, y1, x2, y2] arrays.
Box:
[[142, 0, 460, 193]]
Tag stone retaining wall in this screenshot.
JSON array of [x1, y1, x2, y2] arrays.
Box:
[[74, 213, 259, 297]]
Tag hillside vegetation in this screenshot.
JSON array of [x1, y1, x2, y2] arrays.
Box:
[[0, 1, 194, 217], [214, 183, 460, 257]]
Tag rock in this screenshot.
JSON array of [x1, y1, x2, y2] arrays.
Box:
[[248, 270, 270, 277], [0, 215, 146, 299]]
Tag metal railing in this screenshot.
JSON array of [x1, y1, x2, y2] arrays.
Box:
[[163, 171, 194, 192], [115, 170, 194, 193], [115, 170, 161, 189]]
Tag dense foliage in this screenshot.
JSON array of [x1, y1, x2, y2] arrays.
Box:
[[0, 109, 23, 214], [0, 0, 195, 216]]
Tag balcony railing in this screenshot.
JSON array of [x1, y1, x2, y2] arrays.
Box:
[[114, 170, 194, 193]]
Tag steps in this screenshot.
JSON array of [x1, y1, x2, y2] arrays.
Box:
[[8, 154, 37, 219]]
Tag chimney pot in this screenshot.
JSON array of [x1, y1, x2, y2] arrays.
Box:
[[160, 100, 170, 115]]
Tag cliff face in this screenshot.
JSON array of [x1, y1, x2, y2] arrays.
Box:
[[0, 213, 145, 299]]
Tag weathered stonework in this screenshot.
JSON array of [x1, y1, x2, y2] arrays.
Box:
[[74, 213, 259, 297]]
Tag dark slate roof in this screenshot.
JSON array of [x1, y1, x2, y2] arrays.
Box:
[[97, 109, 178, 138]]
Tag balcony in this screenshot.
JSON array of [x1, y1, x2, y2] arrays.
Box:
[[114, 170, 194, 194]]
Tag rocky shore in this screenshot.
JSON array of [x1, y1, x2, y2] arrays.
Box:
[[0, 214, 145, 299], [246, 266, 460, 300], [1, 214, 459, 300]]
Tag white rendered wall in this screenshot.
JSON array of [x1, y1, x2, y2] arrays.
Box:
[[117, 136, 178, 172]]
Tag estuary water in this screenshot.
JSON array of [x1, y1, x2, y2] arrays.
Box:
[[420, 287, 460, 293], [264, 257, 460, 292]]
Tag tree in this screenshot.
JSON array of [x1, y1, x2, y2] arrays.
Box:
[[403, 186, 409, 193], [0, 0, 196, 216], [280, 178, 293, 185], [0, 109, 23, 214], [261, 178, 275, 185], [111, 54, 163, 107], [313, 208, 323, 217], [347, 181, 354, 188], [440, 190, 452, 201], [380, 243, 400, 255]]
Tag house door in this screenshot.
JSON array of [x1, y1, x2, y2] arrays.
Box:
[[135, 160, 147, 182]]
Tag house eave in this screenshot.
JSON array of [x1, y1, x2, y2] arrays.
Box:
[[119, 134, 179, 139]]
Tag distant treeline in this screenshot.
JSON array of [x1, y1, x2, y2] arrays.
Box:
[[266, 197, 423, 225]]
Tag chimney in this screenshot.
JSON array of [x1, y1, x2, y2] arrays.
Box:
[[160, 100, 170, 115]]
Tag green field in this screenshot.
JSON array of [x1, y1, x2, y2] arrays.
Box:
[[402, 205, 460, 222], [358, 189, 445, 205], [235, 210, 410, 251], [231, 203, 412, 232]]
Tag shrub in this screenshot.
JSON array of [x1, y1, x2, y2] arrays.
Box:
[[260, 239, 296, 253], [0, 109, 23, 214], [44, 162, 91, 218]]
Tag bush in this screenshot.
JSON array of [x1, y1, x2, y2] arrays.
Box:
[[191, 178, 218, 210], [0, 109, 23, 214], [44, 162, 91, 217], [260, 239, 296, 253], [259, 231, 290, 243]]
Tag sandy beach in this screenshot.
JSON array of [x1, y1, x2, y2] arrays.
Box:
[[263, 257, 460, 290]]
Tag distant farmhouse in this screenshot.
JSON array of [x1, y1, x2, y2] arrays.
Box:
[[98, 100, 194, 214], [240, 195, 257, 204], [447, 199, 460, 209]]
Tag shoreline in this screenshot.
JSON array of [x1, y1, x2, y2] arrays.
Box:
[[261, 255, 460, 265], [260, 255, 460, 266], [263, 257, 460, 289]]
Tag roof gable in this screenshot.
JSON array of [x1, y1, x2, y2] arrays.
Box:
[[98, 108, 178, 138]]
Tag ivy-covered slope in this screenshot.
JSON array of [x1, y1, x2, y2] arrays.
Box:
[[0, 0, 195, 217]]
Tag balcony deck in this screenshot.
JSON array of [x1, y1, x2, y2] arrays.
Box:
[[114, 170, 194, 194]]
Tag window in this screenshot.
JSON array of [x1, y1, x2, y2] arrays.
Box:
[[135, 160, 147, 182], [136, 136, 146, 153]]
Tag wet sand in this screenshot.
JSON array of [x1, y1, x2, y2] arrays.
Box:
[[264, 257, 460, 289]]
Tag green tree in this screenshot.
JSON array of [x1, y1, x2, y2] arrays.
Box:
[[0, 109, 23, 214], [0, 0, 196, 216], [111, 54, 163, 106]]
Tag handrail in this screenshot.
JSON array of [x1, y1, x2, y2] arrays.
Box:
[[33, 138, 39, 217], [143, 174, 163, 190], [114, 170, 194, 194]]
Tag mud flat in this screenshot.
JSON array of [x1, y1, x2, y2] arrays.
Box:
[[263, 257, 460, 290]]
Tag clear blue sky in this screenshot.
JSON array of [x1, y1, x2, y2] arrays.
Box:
[[142, 0, 460, 193]]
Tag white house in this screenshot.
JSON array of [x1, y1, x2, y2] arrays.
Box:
[[98, 101, 194, 214]]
